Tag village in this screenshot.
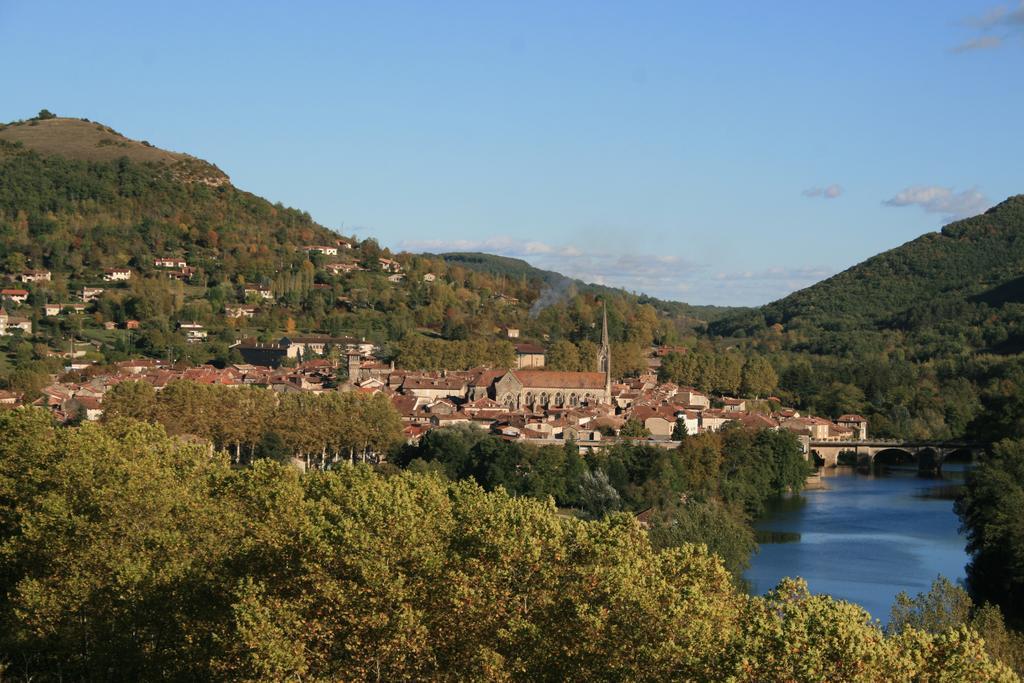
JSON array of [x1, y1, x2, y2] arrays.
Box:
[[0, 305, 869, 462], [0, 241, 872, 461]]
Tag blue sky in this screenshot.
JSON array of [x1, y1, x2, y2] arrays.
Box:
[[2, 1, 1022, 305]]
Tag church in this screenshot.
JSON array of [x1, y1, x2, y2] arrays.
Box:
[[489, 305, 612, 410]]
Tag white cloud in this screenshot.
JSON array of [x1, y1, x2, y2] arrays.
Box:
[[950, 35, 1003, 53], [882, 185, 991, 220], [969, 1, 1024, 28], [802, 184, 844, 199], [952, 2, 1024, 53], [396, 234, 830, 305]]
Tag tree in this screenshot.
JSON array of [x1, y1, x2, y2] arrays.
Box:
[[36, 109, 56, 120], [579, 468, 620, 518], [888, 576, 974, 636], [648, 498, 756, 578], [254, 430, 291, 464], [956, 438, 1024, 628], [611, 342, 647, 378], [619, 418, 651, 439], [672, 416, 689, 440], [741, 356, 778, 398], [101, 380, 157, 422], [546, 340, 581, 371]]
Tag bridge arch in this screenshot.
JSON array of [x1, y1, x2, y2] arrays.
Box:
[[873, 448, 916, 469], [943, 447, 975, 464], [916, 447, 944, 474]]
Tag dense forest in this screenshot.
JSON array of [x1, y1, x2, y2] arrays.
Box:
[[707, 196, 1024, 441], [0, 409, 1019, 681]]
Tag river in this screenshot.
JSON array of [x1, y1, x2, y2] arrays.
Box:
[[744, 465, 970, 624]]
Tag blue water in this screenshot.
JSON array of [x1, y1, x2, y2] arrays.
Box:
[[744, 466, 969, 623]]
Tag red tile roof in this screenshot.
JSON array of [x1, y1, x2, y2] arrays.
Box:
[[512, 370, 607, 390]]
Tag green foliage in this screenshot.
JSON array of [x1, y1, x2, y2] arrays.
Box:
[[619, 418, 651, 439], [889, 576, 974, 636], [0, 410, 1018, 680], [888, 576, 1024, 676], [659, 348, 744, 394], [648, 497, 756, 577], [579, 468, 621, 518], [102, 380, 403, 465], [956, 438, 1024, 629], [671, 416, 689, 440], [393, 335, 515, 371]]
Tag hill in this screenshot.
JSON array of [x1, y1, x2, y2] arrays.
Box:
[[0, 115, 228, 185], [706, 195, 1024, 440], [710, 195, 1024, 353], [0, 112, 717, 383], [712, 194, 1024, 335]]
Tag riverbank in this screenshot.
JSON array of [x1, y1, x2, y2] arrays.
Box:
[[803, 473, 829, 491]]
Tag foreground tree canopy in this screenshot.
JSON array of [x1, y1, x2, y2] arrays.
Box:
[[0, 409, 1017, 681]]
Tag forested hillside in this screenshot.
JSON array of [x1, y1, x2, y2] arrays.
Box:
[[0, 113, 713, 388], [706, 196, 1024, 442], [713, 195, 1024, 351]]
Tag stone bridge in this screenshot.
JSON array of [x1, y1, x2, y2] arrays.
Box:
[[808, 439, 985, 474]]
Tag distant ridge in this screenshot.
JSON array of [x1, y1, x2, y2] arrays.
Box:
[[436, 251, 746, 323], [710, 194, 1024, 346]]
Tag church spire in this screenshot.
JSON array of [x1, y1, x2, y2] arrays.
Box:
[[599, 302, 611, 395]]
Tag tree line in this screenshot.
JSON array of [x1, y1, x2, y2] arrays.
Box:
[[102, 380, 403, 468]]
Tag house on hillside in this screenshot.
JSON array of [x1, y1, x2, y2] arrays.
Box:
[[305, 245, 339, 256], [514, 343, 546, 369], [1, 289, 29, 304], [3, 316, 33, 334], [378, 257, 402, 273], [243, 286, 274, 300], [225, 304, 257, 319], [154, 257, 188, 269], [177, 322, 208, 344], [325, 262, 364, 275], [103, 268, 132, 282], [19, 269, 51, 283], [81, 287, 105, 302], [722, 397, 747, 413]]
